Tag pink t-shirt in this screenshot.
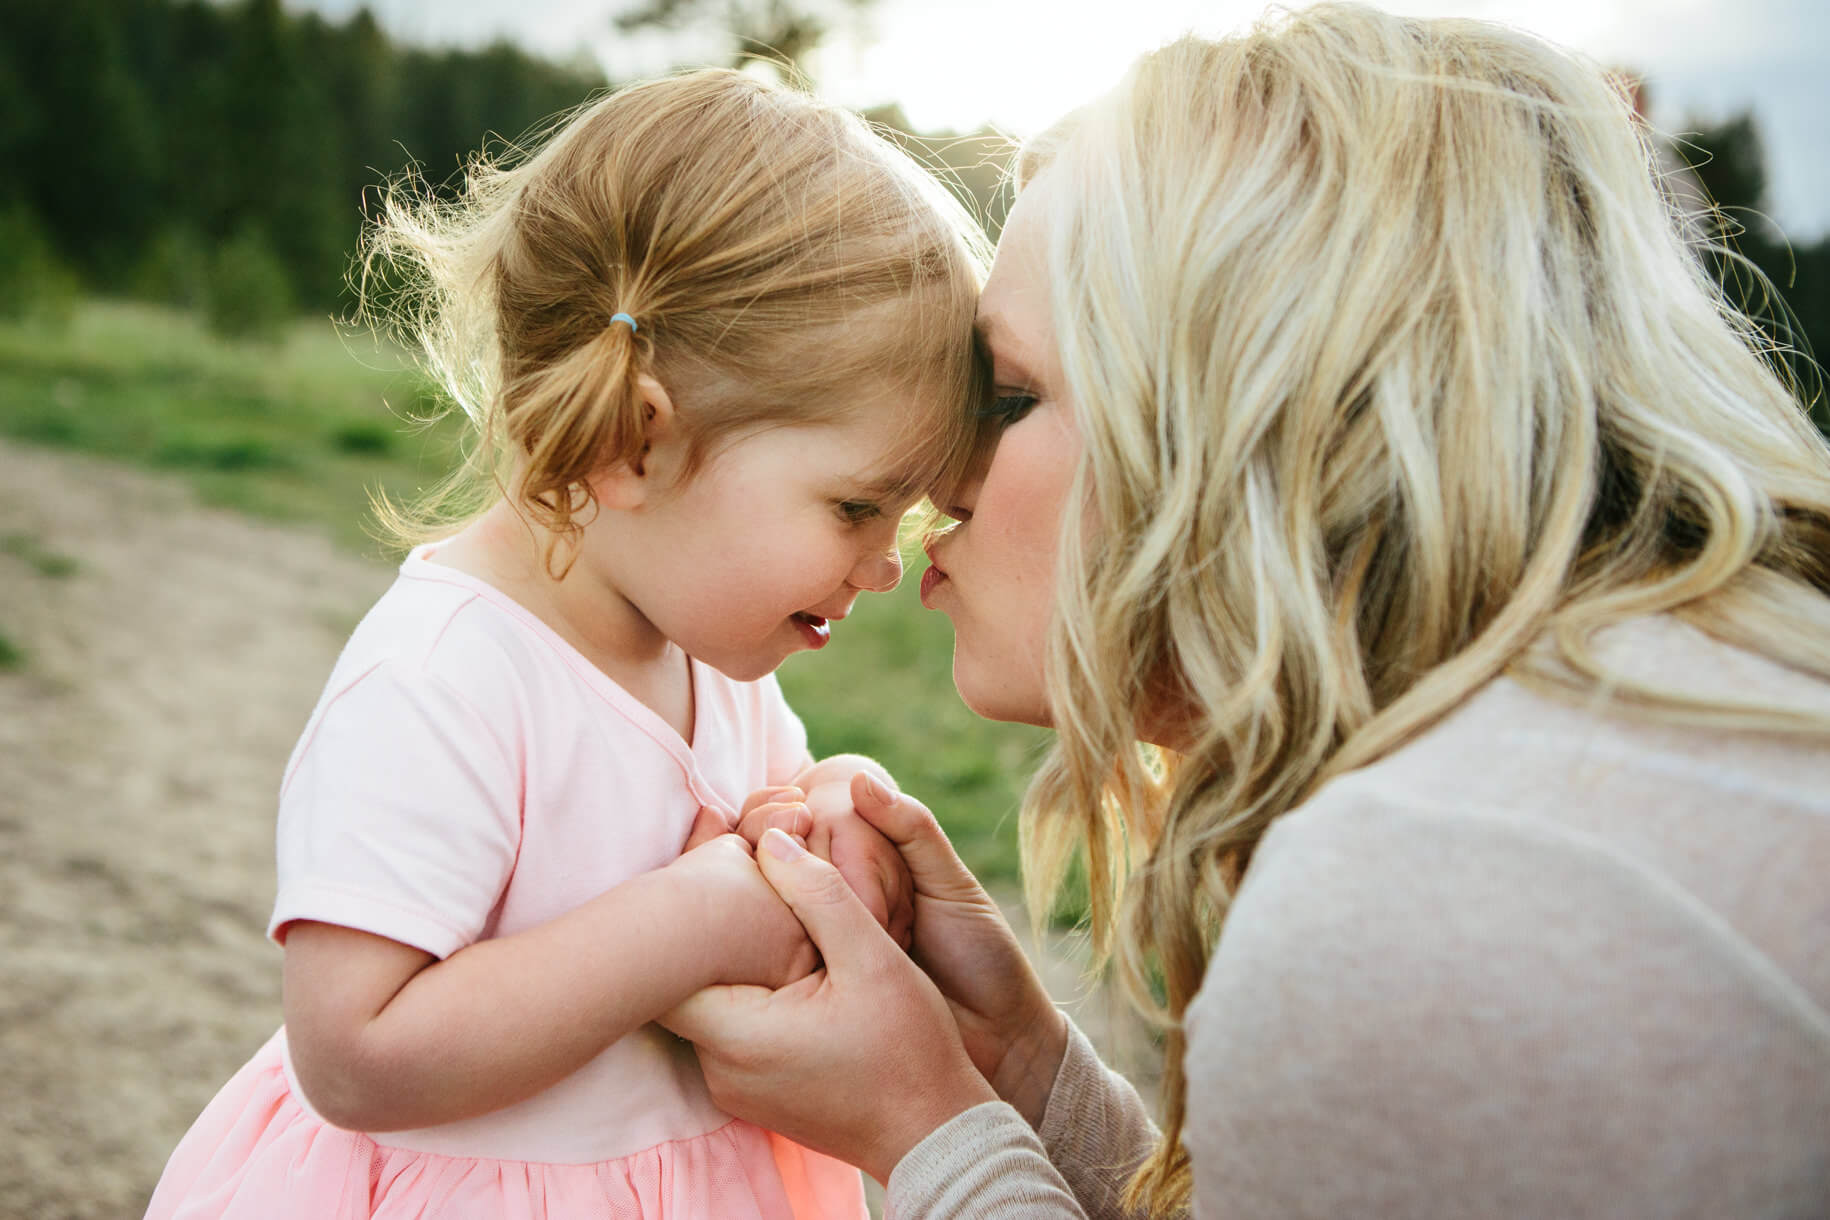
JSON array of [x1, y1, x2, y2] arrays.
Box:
[[267, 545, 813, 1164]]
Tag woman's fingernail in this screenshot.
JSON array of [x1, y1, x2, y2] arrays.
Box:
[[865, 774, 897, 803], [762, 828, 807, 860]]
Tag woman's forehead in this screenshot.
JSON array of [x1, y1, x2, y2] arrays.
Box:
[[978, 177, 1059, 375]]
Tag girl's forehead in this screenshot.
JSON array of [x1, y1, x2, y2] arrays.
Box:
[[831, 394, 958, 492], [716, 397, 941, 482]]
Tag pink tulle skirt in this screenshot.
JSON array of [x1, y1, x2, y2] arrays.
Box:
[[145, 1035, 866, 1219]]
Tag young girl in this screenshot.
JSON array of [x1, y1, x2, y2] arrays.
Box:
[[144, 69, 986, 1219]]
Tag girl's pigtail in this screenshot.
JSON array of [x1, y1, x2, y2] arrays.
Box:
[[504, 317, 649, 576]]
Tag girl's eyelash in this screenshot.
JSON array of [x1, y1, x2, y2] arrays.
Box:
[[978, 393, 1038, 426], [837, 500, 882, 524]]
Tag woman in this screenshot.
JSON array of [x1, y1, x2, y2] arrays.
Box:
[[667, 5, 1830, 1216]]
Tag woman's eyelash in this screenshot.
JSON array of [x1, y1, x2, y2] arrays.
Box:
[[978, 393, 1037, 426]]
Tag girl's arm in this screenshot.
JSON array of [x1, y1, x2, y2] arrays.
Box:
[[282, 826, 811, 1133]]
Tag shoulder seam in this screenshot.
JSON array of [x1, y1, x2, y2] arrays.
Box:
[[277, 657, 388, 804]]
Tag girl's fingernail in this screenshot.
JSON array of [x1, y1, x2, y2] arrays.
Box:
[[762, 828, 807, 860]]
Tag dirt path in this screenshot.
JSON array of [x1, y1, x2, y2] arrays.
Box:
[[0, 438, 1153, 1218], [0, 439, 393, 1217]]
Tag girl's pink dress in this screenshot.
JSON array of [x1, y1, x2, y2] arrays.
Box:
[[145, 547, 867, 1219]]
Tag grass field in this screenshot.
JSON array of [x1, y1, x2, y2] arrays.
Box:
[[0, 299, 1047, 881]]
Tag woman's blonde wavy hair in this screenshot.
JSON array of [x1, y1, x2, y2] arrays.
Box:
[[360, 69, 987, 570], [1011, 5, 1830, 1211]]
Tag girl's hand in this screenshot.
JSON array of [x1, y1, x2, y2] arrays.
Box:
[[734, 778, 916, 951], [664, 828, 817, 990], [663, 828, 999, 1183]]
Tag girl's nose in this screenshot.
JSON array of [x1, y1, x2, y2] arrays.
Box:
[[852, 542, 902, 593]]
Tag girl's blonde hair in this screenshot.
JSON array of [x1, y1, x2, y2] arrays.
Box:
[[362, 69, 988, 568], [1014, 5, 1830, 1211]]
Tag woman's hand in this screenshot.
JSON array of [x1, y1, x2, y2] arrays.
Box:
[[663, 828, 999, 1183], [734, 769, 916, 950], [843, 773, 1069, 1127]]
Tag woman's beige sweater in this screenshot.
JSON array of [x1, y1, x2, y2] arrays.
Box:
[[888, 617, 1830, 1218]]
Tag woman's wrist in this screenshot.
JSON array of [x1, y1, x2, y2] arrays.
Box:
[[988, 1003, 1070, 1130], [863, 1061, 1000, 1185]]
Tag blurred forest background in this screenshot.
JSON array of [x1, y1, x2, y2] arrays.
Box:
[[0, 0, 1826, 887], [0, 0, 1017, 337]]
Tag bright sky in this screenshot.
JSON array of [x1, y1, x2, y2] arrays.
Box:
[[295, 0, 1830, 238]]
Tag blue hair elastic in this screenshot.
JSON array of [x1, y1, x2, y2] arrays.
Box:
[[610, 312, 639, 333]]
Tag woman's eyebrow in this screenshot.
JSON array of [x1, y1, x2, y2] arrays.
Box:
[[974, 312, 1035, 384], [974, 312, 1021, 361], [972, 312, 1001, 349]]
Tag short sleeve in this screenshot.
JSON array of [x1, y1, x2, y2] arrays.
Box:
[[759, 672, 812, 786], [269, 660, 522, 959]]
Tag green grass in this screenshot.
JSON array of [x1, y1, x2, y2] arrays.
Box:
[[0, 631, 22, 671], [2, 532, 80, 578], [0, 300, 463, 554], [0, 299, 1044, 882]]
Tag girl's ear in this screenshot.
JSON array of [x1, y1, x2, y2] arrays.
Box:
[[590, 374, 678, 509]]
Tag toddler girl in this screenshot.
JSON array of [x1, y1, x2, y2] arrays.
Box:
[[144, 68, 986, 1220]]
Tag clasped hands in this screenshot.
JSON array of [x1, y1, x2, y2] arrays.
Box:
[[736, 755, 918, 956], [669, 755, 914, 985], [660, 759, 1070, 1185]]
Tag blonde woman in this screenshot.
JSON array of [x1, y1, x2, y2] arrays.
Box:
[[671, 4, 1830, 1217]]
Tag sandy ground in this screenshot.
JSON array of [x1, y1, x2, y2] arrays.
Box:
[[0, 437, 1154, 1219]]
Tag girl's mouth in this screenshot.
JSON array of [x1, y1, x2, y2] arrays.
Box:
[[791, 613, 830, 649], [919, 565, 948, 608]]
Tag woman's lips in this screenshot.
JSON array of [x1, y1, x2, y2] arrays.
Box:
[[919, 564, 948, 608]]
